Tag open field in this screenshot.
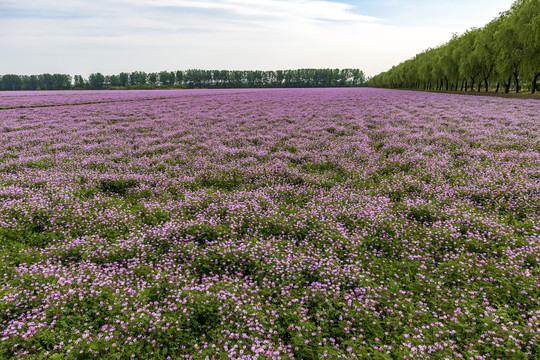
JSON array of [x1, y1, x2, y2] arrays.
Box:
[[0, 88, 539, 359]]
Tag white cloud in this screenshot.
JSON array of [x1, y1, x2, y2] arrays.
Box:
[[132, 0, 380, 22]]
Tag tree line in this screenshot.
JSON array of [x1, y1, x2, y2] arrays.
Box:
[[0, 69, 366, 91], [369, 0, 540, 93]]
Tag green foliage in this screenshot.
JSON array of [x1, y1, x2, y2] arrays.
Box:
[[88, 73, 105, 90], [1, 69, 367, 92], [98, 178, 139, 196], [369, 0, 540, 94]]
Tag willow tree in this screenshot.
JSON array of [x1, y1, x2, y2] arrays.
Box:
[[450, 36, 467, 91], [431, 48, 446, 91], [416, 50, 434, 90], [439, 36, 460, 91], [494, 12, 524, 93], [458, 29, 482, 92], [512, 0, 540, 93], [474, 20, 498, 91], [401, 60, 416, 89]]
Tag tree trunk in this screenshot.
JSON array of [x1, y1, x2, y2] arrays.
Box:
[[470, 78, 475, 92], [482, 66, 493, 93], [514, 72, 520, 93], [495, 82, 500, 93], [532, 72, 540, 94], [460, 79, 464, 92], [478, 81, 482, 92], [504, 75, 511, 94]]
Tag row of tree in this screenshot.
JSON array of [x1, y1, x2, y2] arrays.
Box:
[[0, 74, 73, 91], [369, 0, 540, 93], [0, 69, 367, 91]]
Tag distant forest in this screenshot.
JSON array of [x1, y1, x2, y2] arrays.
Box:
[[0, 69, 366, 91], [369, 0, 540, 93]]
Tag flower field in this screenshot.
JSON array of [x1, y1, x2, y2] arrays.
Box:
[[0, 88, 539, 359]]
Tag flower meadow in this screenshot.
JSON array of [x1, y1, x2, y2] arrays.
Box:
[[0, 88, 539, 359]]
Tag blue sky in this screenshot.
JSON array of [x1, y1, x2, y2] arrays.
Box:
[[0, 0, 515, 77]]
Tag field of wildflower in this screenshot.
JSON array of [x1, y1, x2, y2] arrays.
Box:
[[0, 88, 539, 359]]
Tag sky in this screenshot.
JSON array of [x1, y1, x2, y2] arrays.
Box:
[[0, 0, 516, 78]]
